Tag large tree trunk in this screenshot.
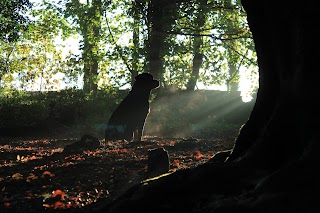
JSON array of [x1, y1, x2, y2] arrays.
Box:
[[228, 0, 318, 169], [147, 0, 177, 85], [147, 0, 167, 83], [100, 1, 320, 212]]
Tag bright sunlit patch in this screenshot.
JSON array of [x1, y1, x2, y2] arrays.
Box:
[[238, 53, 259, 102], [196, 82, 227, 91], [142, 172, 173, 183]]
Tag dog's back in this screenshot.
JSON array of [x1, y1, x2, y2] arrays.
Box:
[[105, 73, 159, 142]]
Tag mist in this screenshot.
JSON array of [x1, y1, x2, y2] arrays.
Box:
[[144, 90, 255, 139]]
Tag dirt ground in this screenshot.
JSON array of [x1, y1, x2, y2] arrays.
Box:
[[0, 135, 235, 212]]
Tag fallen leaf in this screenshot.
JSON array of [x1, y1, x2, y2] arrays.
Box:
[[65, 202, 72, 208], [27, 173, 38, 182], [52, 189, 65, 200], [169, 141, 175, 146], [172, 159, 180, 167], [12, 173, 23, 180], [43, 203, 51, 208], [193, 150, 202, 161], [29, 155, 37, 160], [42, 171, 54, 178]]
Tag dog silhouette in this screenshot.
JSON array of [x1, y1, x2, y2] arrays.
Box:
[[105, 73, 159, 142]]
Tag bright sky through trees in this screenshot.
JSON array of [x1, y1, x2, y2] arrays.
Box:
[[22, 0, 258, 102]]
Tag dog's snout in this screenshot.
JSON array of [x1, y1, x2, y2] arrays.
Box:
[[153, 80, 160, 88]]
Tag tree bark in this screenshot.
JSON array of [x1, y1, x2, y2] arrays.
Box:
[[186, 50, 202, 91], [186, 0, 206, 91], [74, 0, 103, 94], [228, 0, 319, 169], [147, 0, 166, 83], [226, 64, 239, 92], [147, 0, 177, 84], [130, 0, 140, 86]]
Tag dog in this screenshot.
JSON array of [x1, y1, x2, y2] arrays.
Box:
[[105, 73, 159, 142]]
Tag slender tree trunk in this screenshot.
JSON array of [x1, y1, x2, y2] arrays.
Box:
[[186, 0, 206, 91], [226, 64, 239, 92], [131, 0, 140, 86], [186, 37, 203, 91], [83, 37, 99, 93], [74, 0, 103, 94]]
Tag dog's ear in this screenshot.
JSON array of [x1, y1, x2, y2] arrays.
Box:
[[135, 73, 153, 81]]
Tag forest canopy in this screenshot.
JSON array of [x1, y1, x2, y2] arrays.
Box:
[[0, 0, 258, 100]]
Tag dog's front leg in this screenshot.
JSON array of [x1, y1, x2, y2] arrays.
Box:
[[133, 128, 143, 141]]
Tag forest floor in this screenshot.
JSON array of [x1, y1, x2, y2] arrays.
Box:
[[0, 134, 236, 213]]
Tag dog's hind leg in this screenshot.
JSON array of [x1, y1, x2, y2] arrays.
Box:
[[132, 129, 142, 141], [133, 124, 146, 141]]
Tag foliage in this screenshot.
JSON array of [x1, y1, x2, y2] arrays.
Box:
[[0, 89, 127, 134], [0, 89, 48, 128], [0, 0, 33, 85], [0, 0, 32, 42], [163, 0, 257, 90], [64, 0, 108, 92], [0, 0, 258, 97], [0, 1, 80, 91]]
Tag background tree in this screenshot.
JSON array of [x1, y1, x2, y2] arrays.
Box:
[[129, 0, 140, 85], [0, 1, 78, 90], [217, 0, 254, 92], [0, 0, 258, 98], [146, 0, 178, 84], [185, 0, 206, 91], [0, 0, 32, 42], [100, 0, 144, 89], [160, 0, 255, 91], [65, 0, 107, 93], [0, 0, 32, 85]]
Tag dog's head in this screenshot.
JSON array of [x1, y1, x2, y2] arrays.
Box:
[[134, 73, 160, 90]]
